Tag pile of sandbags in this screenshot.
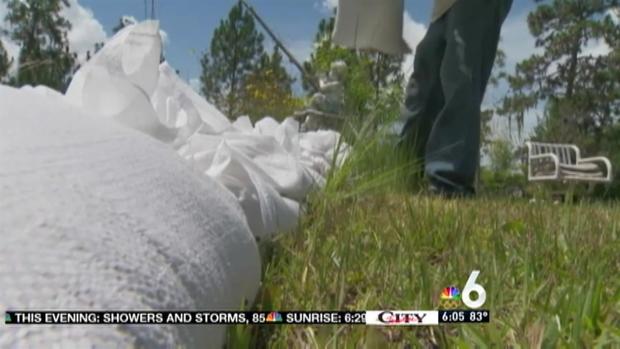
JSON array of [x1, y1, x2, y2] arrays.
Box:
[[0, 20, 346, 348], [66, 20, 347, 239]]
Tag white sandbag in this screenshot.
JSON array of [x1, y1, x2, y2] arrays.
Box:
[[332, 0, 411, 55], [0, 85, 261, 348], [178, 116, 343, 237], [232, 115, 254, 133], [206, 141, 300, 238], [65, 21, 176, 143], [217, 132, 314, 200], [179, 130, 312, 237], [254, 116, 301, 156], [177, 134, 224, 173], [152, 63, 231, 137], [300, 130, 349, 175], [178, 134, 296, 238]]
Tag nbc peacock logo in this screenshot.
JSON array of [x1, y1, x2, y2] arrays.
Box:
[[439, 286, 462, 309], [266, 312, 283, 323]]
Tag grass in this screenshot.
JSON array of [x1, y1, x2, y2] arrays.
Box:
[[226, 124, 620, 348]]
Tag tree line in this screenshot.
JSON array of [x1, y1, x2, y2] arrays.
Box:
[[486, 0, 620, 196], [198, 2, 404, 124]]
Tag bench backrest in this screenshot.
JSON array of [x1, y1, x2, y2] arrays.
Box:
[[526, 141, 579, 165]]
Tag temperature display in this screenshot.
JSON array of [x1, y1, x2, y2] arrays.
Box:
[[439, 310, 490, 323]]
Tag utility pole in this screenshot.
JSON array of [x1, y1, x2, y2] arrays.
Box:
[[239, 0, 320, 92]]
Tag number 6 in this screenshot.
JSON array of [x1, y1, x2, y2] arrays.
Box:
[[462, 270, 486, 309]]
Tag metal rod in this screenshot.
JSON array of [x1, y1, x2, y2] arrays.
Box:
[[239, 0, 320, 92]]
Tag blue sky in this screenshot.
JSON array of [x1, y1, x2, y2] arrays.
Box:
[[75, 0, 535, 84]]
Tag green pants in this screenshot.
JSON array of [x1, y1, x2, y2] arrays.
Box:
[[400, 0, 513, 194]]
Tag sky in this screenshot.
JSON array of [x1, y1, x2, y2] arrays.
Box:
[[0, 0, 538, 81], [0, 0, 610, 140]]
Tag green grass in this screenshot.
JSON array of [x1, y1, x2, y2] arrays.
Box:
[[227, 125, 620, 348]]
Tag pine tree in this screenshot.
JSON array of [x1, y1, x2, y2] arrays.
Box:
[[481, 47, 507, 150], [3, 0, 76, 91], [370, 52, 404, 100], [499, 0, 620, 147], [239, 48, 300, 122], [0, 40, 11, 81], [199, 1, 265, 118]]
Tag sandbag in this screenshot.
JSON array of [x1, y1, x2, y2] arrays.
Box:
[[206, 141, 300, 238], [332, 0, 411, 55], [0, 18, 349, 348], [151, 63, 231, 139], [65, 20, 176, 143], [0, 85, 261, 348]]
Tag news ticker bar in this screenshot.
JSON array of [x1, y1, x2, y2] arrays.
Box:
[[5, 310, 489, 326]]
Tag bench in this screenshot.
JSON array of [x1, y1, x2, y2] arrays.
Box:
[[525, 141, 612, 183]]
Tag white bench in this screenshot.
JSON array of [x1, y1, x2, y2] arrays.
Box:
[[525, 141, 612, 183]]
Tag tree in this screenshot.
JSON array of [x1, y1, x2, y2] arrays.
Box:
[[239, 48, 301, 122], [0, 40, 11, 81], [488, 138, 515, 175], [303, 15, 405, 126], [480, 47, 508, 151], [200, 1, 265, 118], [499, 0, 620, 148], [84, 42, 103, 62], [3, 0, 76, 91]]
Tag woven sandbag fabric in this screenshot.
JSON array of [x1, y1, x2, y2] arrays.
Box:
[[0, 85, 261, 348]]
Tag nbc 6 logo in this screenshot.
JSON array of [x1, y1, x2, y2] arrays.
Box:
[[462, 270, 487, 309]]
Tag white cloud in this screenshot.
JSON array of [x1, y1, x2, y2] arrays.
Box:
[[321, 0, 338, 11], [608, 8, 619, 24], [499, 11, 540, 70], [582, 38, 611, 57], [61, 0, 107, 62], [401, 10, 427, 79]]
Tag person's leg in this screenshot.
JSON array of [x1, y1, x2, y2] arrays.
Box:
[[424, 0, 513, 195], [398, 18, 447, 177]]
